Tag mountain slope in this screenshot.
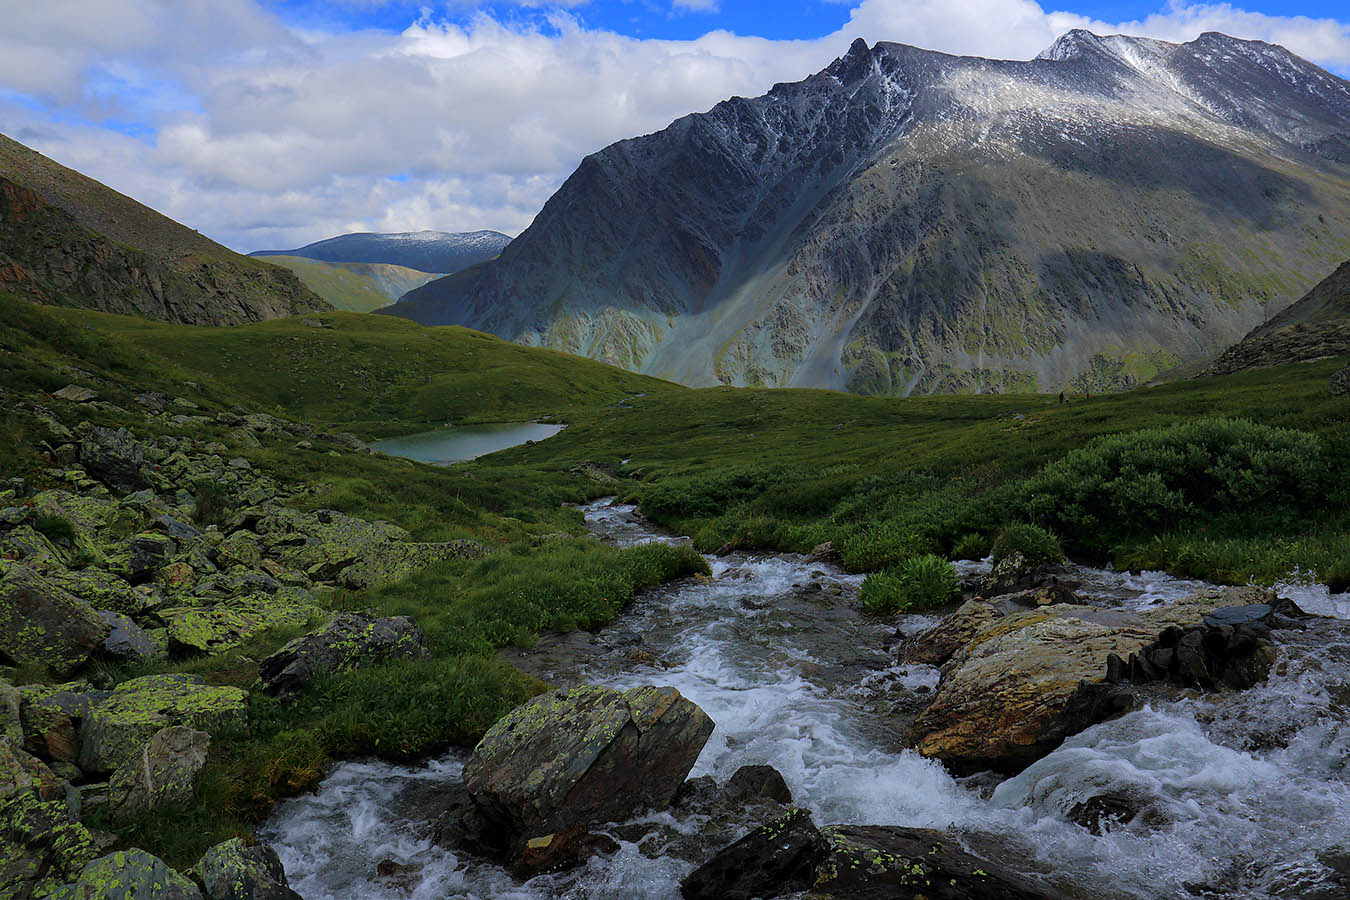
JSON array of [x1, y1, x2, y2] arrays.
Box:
[[253, 230, 511, 274], [0, 134, 329, 325], [387, 31, 1350, 395], [1203, 259, 1350, 375], [259, 256, 438, 312]]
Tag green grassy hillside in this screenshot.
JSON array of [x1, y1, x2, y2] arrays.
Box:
[[259, 256, 437, 312]]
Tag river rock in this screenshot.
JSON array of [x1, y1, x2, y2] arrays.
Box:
[[78, 675, 247, 774], [912, 586, 1272, 773], [723, 764, 792, 805], [79, 427, 150, 494], [1107, 603, 1282, 690], [975, 552, 1076, 598], [107, 726, 209, 822], [52, 848, 203, 900], [679, 808, 823, 900], [258, 612, 426, 699], [192, 838, 302, 900], [463, 684, 714, 840], [0, 566, 110, 678], [903, 599, 1004, 666]]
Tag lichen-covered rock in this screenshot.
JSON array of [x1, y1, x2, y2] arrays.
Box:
[[0, 682, 21, 745], [121, 533, 177, 582], [335, 539, 487, 590], [46, 570, 149, 617], [1, 527, 64, 569], [158, 591, 320, 658], [107, 726, 209, 822], [912, 586, 1274, 773], [79, 427, 150, 494], [0, 566, 110, 678], [464, 684, 714, 839], [78, 675, 247, 774], [258, 612, 427, 699], [97, 612, 161, 662], [679, 808, 824, 900], [0, 737, 69, 805], [51, 848, 203, 900], [903, 600, 1004, 666], [192, 838, 302, 900], [18, 683, 102, 766], [0, 792, 101, 900]]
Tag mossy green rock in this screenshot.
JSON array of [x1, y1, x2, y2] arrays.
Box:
[[159, 592, 319, 658], [78, 675, 246, 774], [0, 792, 101, 900], [50, 849, 203, 900], [192, 839, 301, 900], [45, 570, 148, 618], [463, 684, 714, 837], [0, 566, 110, 678]]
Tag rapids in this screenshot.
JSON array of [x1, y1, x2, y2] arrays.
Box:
[[262, 499, 1350, 899]]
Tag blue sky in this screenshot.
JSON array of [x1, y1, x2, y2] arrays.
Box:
[[2, 0, 1347, 251]]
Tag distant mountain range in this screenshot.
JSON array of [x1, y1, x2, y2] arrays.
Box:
[[253, 256, 439, 313], [385, 30, 1350, 395], [0, 134, 329, 325], [252, 230, 511, 275]]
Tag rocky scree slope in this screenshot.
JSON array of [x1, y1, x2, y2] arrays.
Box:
[[389, 31, 1350, 395], [1203, 257, 1350, 376], [0, 134, 330, 325], [253, 230, 511, 275]]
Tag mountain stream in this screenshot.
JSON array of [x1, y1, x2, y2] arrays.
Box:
[[262, 500, 1350, 899]]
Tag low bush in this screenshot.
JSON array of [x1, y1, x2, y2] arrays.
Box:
[[950, 532, 992, 561], [839, 520, 940, 572], [991, 523, 1063, 565], [859, 554, 961, 614]]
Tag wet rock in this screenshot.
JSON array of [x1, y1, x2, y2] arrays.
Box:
[[514, 825, 621, 879], [1108, 603, 1283, 690], [464, 684, 714, 840], [98, 611, 161, 661], [723, 764, 792, 805], [804, 542, 838, 564], [680, 808, 824, 900], [913, 587, 1271, 773], [107, 726, 209, 822], [52, 848, 203, 900], [976, 552, 1076, 598], [193, 838, 302, 900], [0, 792, 101, 900], [0, 566, 110, 678], [903, 600, 1003, 666], [79, 427, 150, 494], [258, 612, 426, 699], [78, 674, 247, 774], [1065, 790, 1166, 835]]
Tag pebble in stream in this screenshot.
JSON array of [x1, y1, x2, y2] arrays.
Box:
[[263, 499, 1350, 900]]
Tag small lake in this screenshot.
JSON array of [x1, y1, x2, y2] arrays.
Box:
[[370, 422, 564, 465]]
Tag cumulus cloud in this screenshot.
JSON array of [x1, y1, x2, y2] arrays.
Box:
[[0, 0, 1346, 253]]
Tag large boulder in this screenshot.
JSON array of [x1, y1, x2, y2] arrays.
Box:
[[680, 811, 1067, 900], [158, 591, 320, 659], [0, 793, 102, 900], [18, 683, 102, 767], [258, 612, 426, 699], [463, 684, 714, 840], [97, 612, 162, 662], [0, 566, 110, 678], [0, 737, 70, 805], [78, 675, 246, 774], [51, 849, 203, 900], [79, 427, 150, 494], [913, 587, 1274, 773], [107, 726, 210, 822], [192, 838, 301, 900]]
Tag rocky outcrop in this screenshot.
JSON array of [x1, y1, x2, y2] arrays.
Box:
[[192, 839, 301, 900], [258, 613, 427, 699], [463, 684, 714, 841], [51, 848, 203, 900], [78, 675, 246, 774], [107, 726, 210, 822], [681, 810, 1067, 900], [0, 566, 110, 678], [911, 586, 1275, 773], [1106, 602, 1287, 689]]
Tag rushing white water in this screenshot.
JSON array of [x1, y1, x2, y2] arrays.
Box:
[[264, 499, 1350, 900]]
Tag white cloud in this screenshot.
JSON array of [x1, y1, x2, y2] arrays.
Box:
[[0, 0, 1346, 253]]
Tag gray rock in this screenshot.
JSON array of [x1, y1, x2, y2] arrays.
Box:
[[155, 515, 202, 542], [107, 726, 209, 822], [463, 684, 714, 839], [0, 566, 110, 678], [192, 838, 302, 900], [51, 848, 203, 900], [125, 533, 177, 581], [52, 386, 98, 404], [0, 793, 102, 900], [258, 612, 427, 699], [97, 611, 161, 661], [79, 427, 150, 494]]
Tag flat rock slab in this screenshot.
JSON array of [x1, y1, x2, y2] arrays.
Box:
[[913, 586, 1273, 773], [464, 684, 714, 838]]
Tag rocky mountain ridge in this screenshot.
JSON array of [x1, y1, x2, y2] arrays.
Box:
[[0, 134, 330, 326], [387, 30, 1350, 394], [253, 229, 511, 275]]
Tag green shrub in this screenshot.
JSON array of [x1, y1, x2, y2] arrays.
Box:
[[32, 514, 76, 545], [950, 532, 992, 561], [640, 468, 789, 522], [839, 520, 940, 572], [1018, 419, 1332, 549], [859, 554, 961, 614], [991, 523, 1063, 565]]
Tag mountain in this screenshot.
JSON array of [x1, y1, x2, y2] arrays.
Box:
[[256, 256, 438, 312], [0, 133, 329, 325], [386, 31, 1350, 395], [1203, 259, 1350, 375], [252, 230, 511, 275]]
